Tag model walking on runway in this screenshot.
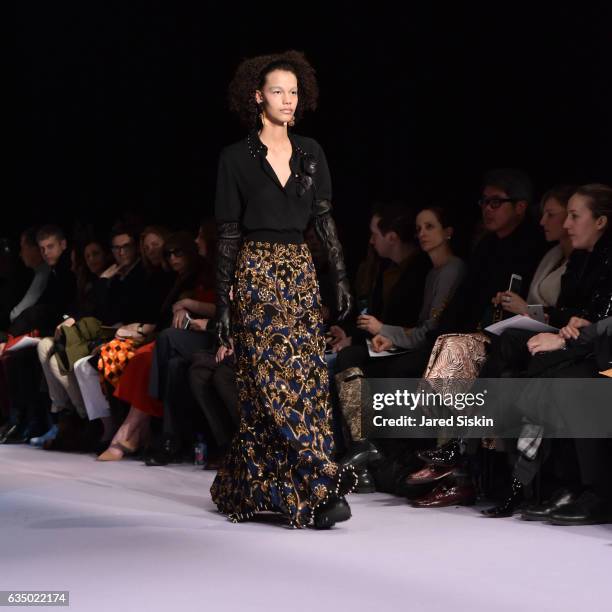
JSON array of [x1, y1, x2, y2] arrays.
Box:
[[211, 50, 357, 528]]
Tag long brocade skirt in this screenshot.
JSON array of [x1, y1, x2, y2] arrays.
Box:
[[210, 241, 355, 528]]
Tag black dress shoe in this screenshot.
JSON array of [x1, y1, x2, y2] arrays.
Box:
[[354, 468, 376, 494], [340, 439, 381, 470], [416, 439, 462, 467], [145, 437, 182, 467], [481, 477, 524, 518], [312, 495, 352, 529], [521, 488, 579, 521], [548, 490, 611, 526], [145, 449, 183, 466]]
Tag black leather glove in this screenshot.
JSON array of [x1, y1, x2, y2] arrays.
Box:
[[215, 222, 241, 347], [313, 199, 353, 321]]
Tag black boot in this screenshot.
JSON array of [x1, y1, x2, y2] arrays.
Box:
[[354, 468, 376, 494], [341, 439, 381, 470], [313, 495, 352, 529], [416, 439, 462, 467], [481, 477, 524, 518]]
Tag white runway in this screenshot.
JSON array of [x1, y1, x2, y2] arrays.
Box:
[[1, 445, 611, 612]]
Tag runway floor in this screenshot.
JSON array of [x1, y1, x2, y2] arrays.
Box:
[[1, 445, 611, 612]]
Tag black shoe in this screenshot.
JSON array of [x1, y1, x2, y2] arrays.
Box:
[[0, 424, 19, 444], [1, 424, 32, 444], [313, 495, 352, 529], [482, 478, 524, 518], [548, 490, 611, 526], [145, 437, 182, 467], [341, 439, 381, 470], [521, 488, 579, 522], [354, 468, 376, 494], [416, 439, 462, 467]]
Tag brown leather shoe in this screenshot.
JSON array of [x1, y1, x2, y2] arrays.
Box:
[[410, 482, 476, 508], [403, 464, 455, 486]]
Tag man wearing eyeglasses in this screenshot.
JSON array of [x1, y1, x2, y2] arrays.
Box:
[[93, 225, 150, 326], [433, 168, 548, 336]]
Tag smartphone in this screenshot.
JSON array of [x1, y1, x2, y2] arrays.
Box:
[[527, 304, 546, 323], [182, 313, 192, 330], [508, 273, 523, 295]]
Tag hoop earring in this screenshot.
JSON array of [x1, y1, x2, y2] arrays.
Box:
[[288, 115, 295, 127]]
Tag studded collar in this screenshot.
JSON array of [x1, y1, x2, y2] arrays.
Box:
[[246, 130, 307, 160]]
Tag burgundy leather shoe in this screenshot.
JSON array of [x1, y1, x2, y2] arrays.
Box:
[[403, 464, 455, 486], [410, 482, 476, 508]]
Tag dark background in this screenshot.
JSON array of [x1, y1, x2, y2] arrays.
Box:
[[13, 2, 612, 271]]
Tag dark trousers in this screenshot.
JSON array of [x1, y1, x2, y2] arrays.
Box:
[[189, 350, 239, 449], [479, 329, 536, 378], [335, 342, 431, 378], [513, 357, 612, 500], [4, 347, 49, 433], [148, 328, 214, 445], [149, 328, 214, 399]]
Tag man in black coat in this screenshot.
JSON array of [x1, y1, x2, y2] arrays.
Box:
[[1, 225, 77, 443]]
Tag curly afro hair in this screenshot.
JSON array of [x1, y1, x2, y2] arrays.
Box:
[[228, 50, 319, 129]]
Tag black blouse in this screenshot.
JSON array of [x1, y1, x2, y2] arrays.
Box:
[[214, 131, 332, 239]]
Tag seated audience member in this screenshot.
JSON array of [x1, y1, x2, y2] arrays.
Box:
[[96, 230, 215, 461], [8, 225, 76, 337], [4, 228, 50, 329], [30, 239, 111, 447], [144, 222, 227, 465], [91, 224, 151, 325], [140, 225, 174, 305], [491, 185, 576, 318], [0, 229, 49, 426], [0, 225, 76, 444], [140, 226, 169, 270], [337, 206, 466, 471], [329, 202, 431, 359]]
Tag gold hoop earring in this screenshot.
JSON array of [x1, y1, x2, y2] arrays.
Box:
[[288, 116, 295, 127]]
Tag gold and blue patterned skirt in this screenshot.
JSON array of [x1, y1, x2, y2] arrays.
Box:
[[211, 240, 356, 528]]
